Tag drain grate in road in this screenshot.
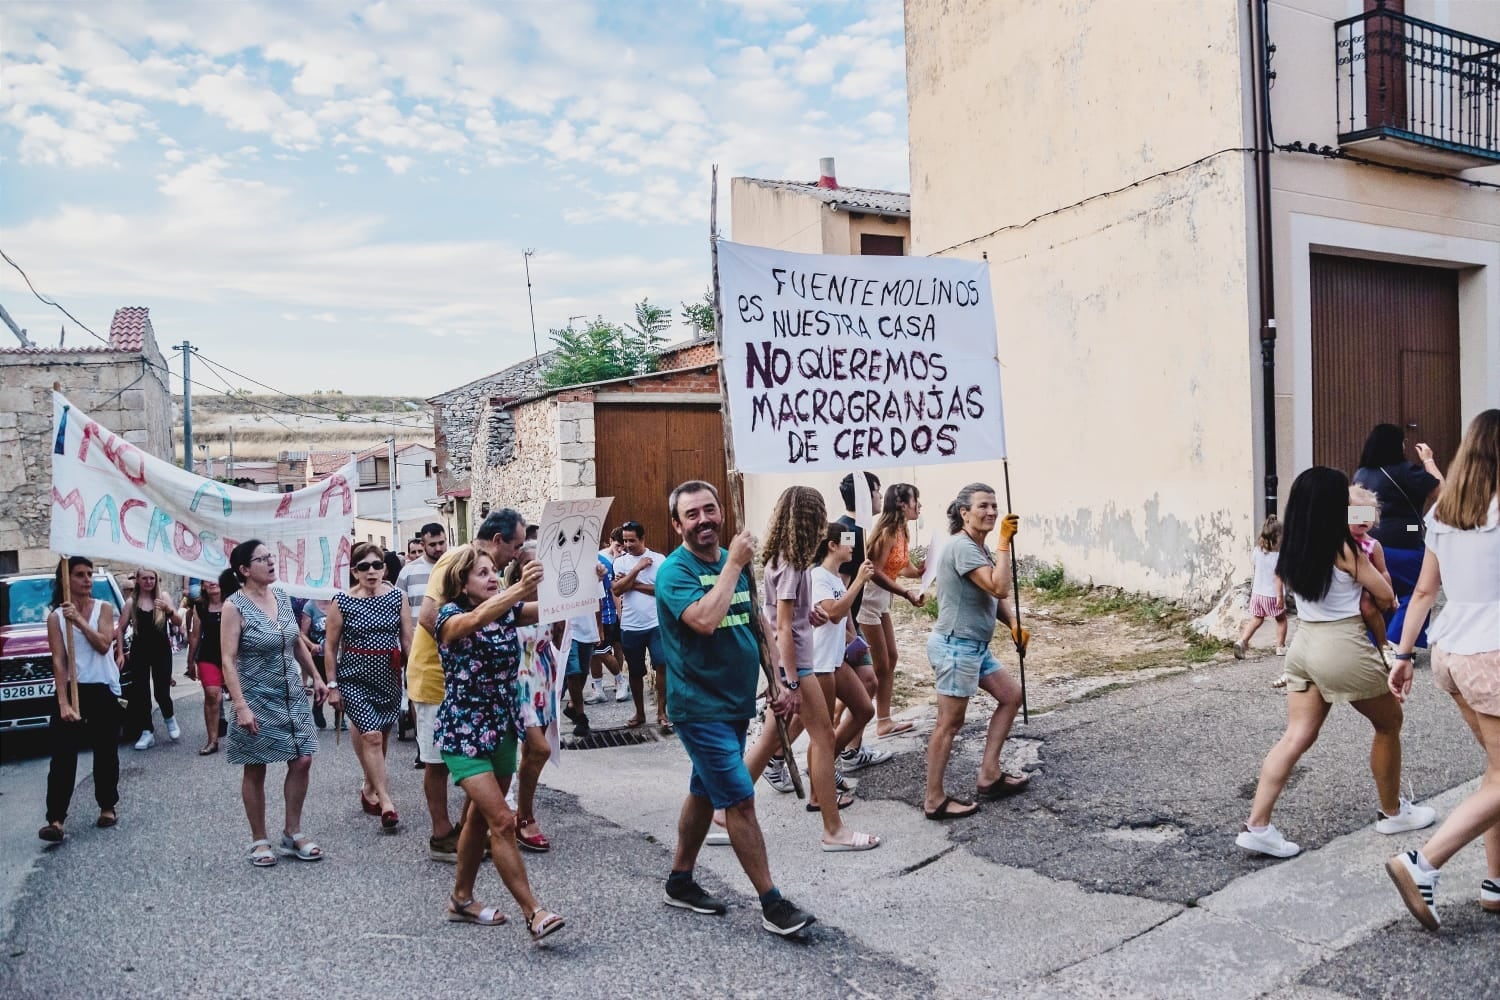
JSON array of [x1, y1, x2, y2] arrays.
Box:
[[562, 725, 662, 751]]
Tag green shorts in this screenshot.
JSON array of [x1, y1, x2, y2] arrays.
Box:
[[442, 738, 518, 786]]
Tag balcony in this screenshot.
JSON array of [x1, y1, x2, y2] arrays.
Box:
[[1334, 4, 1500, 171]]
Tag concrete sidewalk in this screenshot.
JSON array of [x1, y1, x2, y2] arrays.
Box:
[[547, 653, 1498, 999]]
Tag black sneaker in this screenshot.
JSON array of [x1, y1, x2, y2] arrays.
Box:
[[761, 897, 815, 936], [665, 879, 727, 915]]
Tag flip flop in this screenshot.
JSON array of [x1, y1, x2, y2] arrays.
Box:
[[822, 831, 881, 852], [924, 795, 979, 821], [876, 720, 915, 739], [807, 791, 855, 812], [624, 716, 646, 729], [96, 811, 118, 828], [976, 771, 1030, 800]]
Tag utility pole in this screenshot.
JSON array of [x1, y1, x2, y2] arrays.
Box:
[[0, 302, 31, 348], [523, 249, 539, 360], [388, 435, 399, 550], [178, 341, 195, 472]]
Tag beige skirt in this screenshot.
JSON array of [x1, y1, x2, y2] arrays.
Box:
[[1283, 616, 1390, 703], [1432, 647, 1500, 718]]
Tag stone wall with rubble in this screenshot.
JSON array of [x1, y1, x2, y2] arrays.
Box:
[[429, 354, 548, 498], [0, 349, 173, 571], [468, 390, 598, 529]]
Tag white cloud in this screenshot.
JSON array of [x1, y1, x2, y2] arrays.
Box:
[[383, 154, 413, 174]]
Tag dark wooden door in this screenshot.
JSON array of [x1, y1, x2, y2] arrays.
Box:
[[594, 404, 735, 552], [1311, 253, 1461, 473]]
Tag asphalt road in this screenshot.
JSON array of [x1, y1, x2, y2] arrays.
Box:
[[2, 653, 1496, 999]]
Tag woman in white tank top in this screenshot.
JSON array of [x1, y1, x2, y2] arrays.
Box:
[[1236, 467, 1434, 861], [1384, 408, 1500, 930], [39, 556, 123, 843]]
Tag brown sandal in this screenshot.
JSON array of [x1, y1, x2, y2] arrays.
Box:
[[976, 771, 1030, 800], [96, 810, 118, 828], [198, 741, 219, 756]]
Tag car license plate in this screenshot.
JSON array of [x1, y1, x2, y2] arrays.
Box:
[[0, 682, 55, 702]]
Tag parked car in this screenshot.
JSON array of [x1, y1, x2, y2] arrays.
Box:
[[0, 570, 126, 735]]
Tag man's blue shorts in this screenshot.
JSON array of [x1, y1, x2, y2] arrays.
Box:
[[565, 640, 596, 678], [675, 719, 754, 810], [621, 627, 664, 677]]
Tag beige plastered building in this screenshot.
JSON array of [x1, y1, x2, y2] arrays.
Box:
[[887, 0, 1499, 602]]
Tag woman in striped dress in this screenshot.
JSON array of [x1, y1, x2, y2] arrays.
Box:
[[325, 542, 412, 830], [220, 539, 329, 868]]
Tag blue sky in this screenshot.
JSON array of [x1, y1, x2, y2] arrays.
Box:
[[0, 0, 909, 397]]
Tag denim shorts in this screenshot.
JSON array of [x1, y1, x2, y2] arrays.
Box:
[[621, 627, 665, 677], [566, 640, 597, 677], [675, 719, 754, 810], [927, 632, 1002, 699]]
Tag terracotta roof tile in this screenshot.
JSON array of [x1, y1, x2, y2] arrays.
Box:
[[108, 306, 152, 352], [309, 450, 355, 477]]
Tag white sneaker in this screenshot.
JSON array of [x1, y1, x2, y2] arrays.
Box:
[[133, 731, 155, 751], [615, 681, 630, 702], [1232, 639, 1247, 659], [1235, 823, 1300, 858], [1275, 645, 1288, 656], [705, 828, 731, 846], [1385, 851, 1441, 930], [763, 756, 795, 794], [1375, 798, 1438, 835], [165, 717, 182, 742], [584, 681, 605, 705], [840, 745, 892, 772], [1480, 877, 1500, 913]]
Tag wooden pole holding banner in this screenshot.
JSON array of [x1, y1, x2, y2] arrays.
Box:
[[55, 557, 79, 715], [709, 165, 805, 799], [1002, 461, 1028, 724]]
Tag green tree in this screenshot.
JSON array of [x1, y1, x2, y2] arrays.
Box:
[[540, 317, 649, 389], [680, 288, 715, 336]]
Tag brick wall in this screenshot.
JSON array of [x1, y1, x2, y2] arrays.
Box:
[[656, 340, 719, 370], [0, 349, 173, 570]]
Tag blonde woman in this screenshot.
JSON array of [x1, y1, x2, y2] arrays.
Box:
[[1386, 409, 1500, 930], [859, 483, 925, 739], [433, 544, 563, 939], [115, 567, 182, 749], [745, 486, 880, 852]]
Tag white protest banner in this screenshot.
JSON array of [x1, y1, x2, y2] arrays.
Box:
[[534, 497, 614, 623], [49, 392, 356, 597], [718, 241, 1007, 473], [918, 526, 948, 598]]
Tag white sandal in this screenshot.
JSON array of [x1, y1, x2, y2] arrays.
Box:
[[279, 831, 324, 861], [822, 831, 881, 852], [248, 839, 277, 867]]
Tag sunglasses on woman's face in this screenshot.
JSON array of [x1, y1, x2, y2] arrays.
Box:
[[353, 560, 385, 572]]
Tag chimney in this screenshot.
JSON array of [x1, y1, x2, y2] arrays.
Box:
[[817, 156, 838, 190]]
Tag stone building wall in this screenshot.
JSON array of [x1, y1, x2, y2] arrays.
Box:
[[469, 392, 565, 528], [429, 353, 548, 498], [0, 348, 173, 571]]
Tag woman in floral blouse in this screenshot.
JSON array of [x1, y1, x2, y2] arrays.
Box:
[[433, 544, 564, 941]]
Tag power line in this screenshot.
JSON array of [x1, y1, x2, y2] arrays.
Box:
[[0, 247, 112, 346], [928, 146, 1256, 256], [1, 244, 426, 429]]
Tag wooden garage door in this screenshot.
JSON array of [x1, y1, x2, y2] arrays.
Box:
[[594, 404, 736, 552], [1310, 254, 1461, 473]]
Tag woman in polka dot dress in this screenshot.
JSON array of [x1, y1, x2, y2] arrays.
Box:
[[326, 542, 413, 830]]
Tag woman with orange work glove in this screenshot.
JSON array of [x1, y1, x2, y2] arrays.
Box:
[[921, 484, 1031, 821]]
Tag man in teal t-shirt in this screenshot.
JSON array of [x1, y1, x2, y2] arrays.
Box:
[[654, 479, 814, 938]]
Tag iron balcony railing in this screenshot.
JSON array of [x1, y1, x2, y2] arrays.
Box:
[[1335, 2, 1500, 163]]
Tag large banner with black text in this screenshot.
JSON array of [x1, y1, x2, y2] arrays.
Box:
[[49, 392, 356, 597], [717, 241, 1007, 473]]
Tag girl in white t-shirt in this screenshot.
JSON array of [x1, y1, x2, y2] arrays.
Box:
[[1235, 516, 1288, 660], [811, 523, 879, 764]]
